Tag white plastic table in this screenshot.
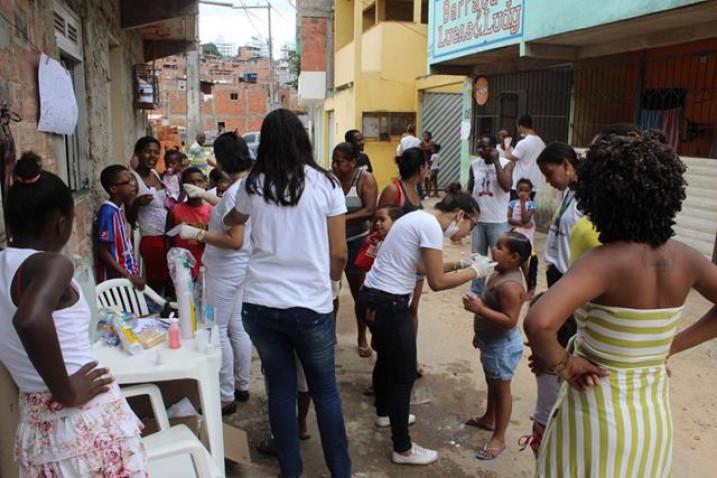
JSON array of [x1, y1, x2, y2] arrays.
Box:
[[94, 336, 224, 471]]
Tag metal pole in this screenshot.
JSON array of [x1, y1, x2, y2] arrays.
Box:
[[186, 45, 202, 146], [267, 2, 274, 110]]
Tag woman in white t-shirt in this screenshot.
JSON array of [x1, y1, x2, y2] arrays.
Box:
[[177, 132, 255, 414], [358, 190, 495, 466], [224, 109, 351, 478]]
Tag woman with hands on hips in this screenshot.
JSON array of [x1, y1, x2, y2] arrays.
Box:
[[524, 131, 717, 477]]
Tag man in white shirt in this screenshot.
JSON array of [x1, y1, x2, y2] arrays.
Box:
[[466, 134, 515, 295], [503, 114, 545, 200], [396, 124, 421, 156]]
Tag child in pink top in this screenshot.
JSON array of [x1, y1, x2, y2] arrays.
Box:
[[166, 166, 212, 277]]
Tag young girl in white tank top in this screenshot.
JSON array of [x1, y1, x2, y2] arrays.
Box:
[[0, 153, 146, 476]]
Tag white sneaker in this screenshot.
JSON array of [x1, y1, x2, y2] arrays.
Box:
[[392, 443, 438, 465], [375, 414, 416, 428]]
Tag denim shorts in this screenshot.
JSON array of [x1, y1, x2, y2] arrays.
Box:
[[345, 235, 366, 275], [475, 328, 524, 381]]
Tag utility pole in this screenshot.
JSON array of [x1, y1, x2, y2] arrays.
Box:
[[186, 45, 202, 145], [267, 2, 274, 110], [200, 1, 276, 110]]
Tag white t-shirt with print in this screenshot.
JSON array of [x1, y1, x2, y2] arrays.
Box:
[[234, 167, 347, 314], [511, 134, 545, 191], [471, 156, 511, 224], [364, 210, 444, 296], [543, 188, 583, 274], [203, 178, 252, 279], [130, 169, 167, 236]]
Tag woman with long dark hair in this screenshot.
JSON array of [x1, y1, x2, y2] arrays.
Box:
[[225, 109, 351, 478]]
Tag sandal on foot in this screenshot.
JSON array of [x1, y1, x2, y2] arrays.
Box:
[[358, 345, 373, 358], [475, 445, 506, 460], [464, 417, 495, 431]]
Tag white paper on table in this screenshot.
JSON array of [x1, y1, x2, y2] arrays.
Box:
[[37, 53, 79, 135], [460, 120, 471, 141], [166, 225, 182, 237]]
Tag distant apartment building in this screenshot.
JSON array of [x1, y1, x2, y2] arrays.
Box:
[[215, 41, 239, 57], [155, 51, 280, 134]]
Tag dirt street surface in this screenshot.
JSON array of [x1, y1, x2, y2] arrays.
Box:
[[227, 227, 717, 477]]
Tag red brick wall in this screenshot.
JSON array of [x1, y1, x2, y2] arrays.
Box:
[[300, 17, 327, 72]]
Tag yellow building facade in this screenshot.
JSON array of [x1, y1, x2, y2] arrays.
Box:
[[324, 0, 464, 189]]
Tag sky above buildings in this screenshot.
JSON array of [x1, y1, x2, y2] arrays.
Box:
[[199, 1, 296, 58]]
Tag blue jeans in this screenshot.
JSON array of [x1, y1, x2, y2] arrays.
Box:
[[471, 222, 510, 295], [242, 304, 351, 478]]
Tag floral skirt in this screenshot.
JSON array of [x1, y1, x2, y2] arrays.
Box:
[[16, 382, 147, 478]]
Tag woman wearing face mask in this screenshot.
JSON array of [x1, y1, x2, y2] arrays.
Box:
[[357, 188, 495, 466]]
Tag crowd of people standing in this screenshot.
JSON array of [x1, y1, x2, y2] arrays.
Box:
[[0, 106, 716, 478]]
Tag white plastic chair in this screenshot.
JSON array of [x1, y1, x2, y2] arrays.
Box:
[[122, 384, 224, 478], [96, 278, 177, 317]]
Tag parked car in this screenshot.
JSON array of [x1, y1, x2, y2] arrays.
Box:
[[243, 131, 260, 156]]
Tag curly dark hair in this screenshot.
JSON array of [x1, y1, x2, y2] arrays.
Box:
[[575, 131, 686, 247]]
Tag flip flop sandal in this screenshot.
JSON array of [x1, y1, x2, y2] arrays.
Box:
[[475, 445, 506, 460], [465, 417, 496, 431]]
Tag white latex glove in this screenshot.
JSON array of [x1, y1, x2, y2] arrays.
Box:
[[178, 224, 203, 241], [459, 253, 482, 269], [470, 255, 497, 279], [183, 183, 209, 199], [331, 280, 341, 299]]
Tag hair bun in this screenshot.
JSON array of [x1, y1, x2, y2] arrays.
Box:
[[445, 182, 462, 194], [15, 152, 42, 183]]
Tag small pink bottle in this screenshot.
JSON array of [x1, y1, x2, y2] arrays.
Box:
[[168, 322, 181, 349]]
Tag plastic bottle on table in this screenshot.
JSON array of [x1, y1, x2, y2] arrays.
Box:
[[176, 264, 196, 339]]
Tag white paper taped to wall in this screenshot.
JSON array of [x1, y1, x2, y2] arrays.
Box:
[[37, 53, 79, 135]]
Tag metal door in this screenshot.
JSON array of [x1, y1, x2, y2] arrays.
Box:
[[419, 92, 462, 189]]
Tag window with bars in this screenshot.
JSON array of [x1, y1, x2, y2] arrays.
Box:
[[54, 1, 88, 191]]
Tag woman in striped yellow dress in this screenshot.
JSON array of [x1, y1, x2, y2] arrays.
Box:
[[525, 130, 717, 477]]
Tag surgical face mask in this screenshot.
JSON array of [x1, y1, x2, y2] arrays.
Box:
[[443, 220, 460, 238]]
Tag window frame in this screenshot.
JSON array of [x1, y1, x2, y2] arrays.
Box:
[[54, 0, 90, 193], [361, 111, 416, 141]]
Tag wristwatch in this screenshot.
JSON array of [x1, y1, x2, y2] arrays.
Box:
[[196, 229, 206, 242]]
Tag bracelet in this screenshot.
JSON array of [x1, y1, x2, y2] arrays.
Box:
[[552, 351, 570, 374]]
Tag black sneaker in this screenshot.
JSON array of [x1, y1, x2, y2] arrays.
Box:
[[222, 401, 238, 415], [235, 390, 250, 402]]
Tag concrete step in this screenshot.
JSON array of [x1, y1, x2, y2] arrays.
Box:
[[683, 173, 717, 191], [683, 157, 717, 169], [685, 163, 717, 179], [678, 202, 717, 224], [675, 212, 717, 236], [674, 224, 715, 246]]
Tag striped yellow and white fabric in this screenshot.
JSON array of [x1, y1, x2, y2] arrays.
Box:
[[536, 302, 684, 478]]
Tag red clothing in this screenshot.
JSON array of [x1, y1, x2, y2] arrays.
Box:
[[140, 235, 169, 286], [354, 232, 385, 272], [170, 202, 212, 277]]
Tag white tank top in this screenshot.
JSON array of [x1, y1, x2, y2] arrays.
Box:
[[0, 248, 95, 392], [131, 169, 167, 237]]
